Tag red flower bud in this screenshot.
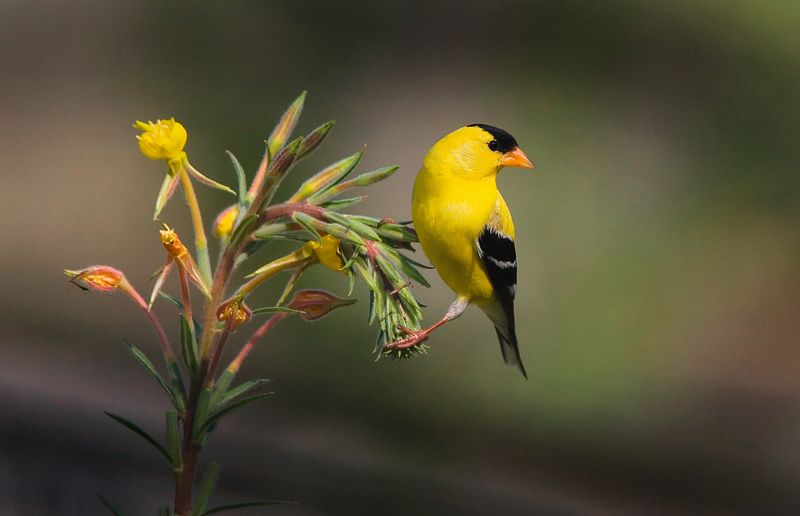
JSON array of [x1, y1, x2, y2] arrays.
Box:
[[287, 289, 355, 321]]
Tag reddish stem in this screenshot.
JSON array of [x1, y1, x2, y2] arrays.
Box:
[[228, 313, 289, 375], [205, 322, 233, 388], [122, 282, 177, 364]]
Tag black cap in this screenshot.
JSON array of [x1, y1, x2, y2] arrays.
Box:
[[467, 123, 518, 153]]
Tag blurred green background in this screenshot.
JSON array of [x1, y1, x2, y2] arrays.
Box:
[[2, 1, 799, 514]]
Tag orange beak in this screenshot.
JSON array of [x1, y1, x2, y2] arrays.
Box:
[[500, 147, 534, 169]]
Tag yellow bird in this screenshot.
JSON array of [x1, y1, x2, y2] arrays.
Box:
[[387, 124, 534, 378]]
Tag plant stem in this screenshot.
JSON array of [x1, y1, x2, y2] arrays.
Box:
[[180, 166, 213, 287], [227, 313, 288, 375], [177, 263, 193, 330], [205, 325, 232, 388], [122, 281, 177, 364], [174, 375, 202, 515]]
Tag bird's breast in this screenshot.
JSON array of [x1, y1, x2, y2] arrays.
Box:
[[412, 169, 498, 301]]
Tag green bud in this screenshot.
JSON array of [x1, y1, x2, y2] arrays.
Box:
[[295, 151, 363, 203], [268, 91, 306, 156], [296, 120, 335, 161]]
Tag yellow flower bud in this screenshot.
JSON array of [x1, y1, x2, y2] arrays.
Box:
[[213, 204, 239, 239], [65, 266, 127, 293], [304, 235, 344, 271], [133, 118, 187, 166]]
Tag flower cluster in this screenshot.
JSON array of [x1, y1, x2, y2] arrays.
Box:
[[66, 93, 428, 515]]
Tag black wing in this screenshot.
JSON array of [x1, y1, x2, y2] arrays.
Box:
[[477, 227, 527, 378]]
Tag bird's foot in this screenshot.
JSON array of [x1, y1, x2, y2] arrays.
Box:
[[384, 326, 431, 350]]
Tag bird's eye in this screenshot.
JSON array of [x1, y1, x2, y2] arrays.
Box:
[[488, 140, 499, 152]]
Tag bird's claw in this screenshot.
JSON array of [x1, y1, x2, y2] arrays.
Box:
[[384, 327, 430, 350]]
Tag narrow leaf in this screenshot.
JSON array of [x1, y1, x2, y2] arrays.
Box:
[[228, 213, 258, 248], [104, 412, 173, 466], [289, 150, 363, 203], [185, 162, 235, 195], [321, 196, 367, 210], [268, 91, 306, 156], [166, 410, 181, 469], [125, 339, 184, 411], [202, 500, 296, 515], [311, 165, 399, 204], [148, 258, 173, 310], [192, 388, 213, 440], [290, 212, 322, 242], [153, 172, 181, 221], [193, 462, 221, 516], [219, 378, 270, 407], [97, 495, 123, 516], [225, 150, 249, 209], [211, 370, 235, 407], [199, 393, 273, 434], [179, 315, 199, 375]]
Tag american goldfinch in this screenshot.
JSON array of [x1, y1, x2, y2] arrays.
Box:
[[386, 124, 534, 378]]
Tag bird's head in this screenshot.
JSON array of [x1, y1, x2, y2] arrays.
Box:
[[424, 124, 534, 180]]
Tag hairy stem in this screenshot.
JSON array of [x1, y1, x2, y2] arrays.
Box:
[[180, 166, 212, 286], [227, 313, 288, 375], [122, 282, 177, 364], [174, 375, 201, 515]]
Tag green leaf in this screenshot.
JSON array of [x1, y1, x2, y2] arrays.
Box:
[[97, 494, 123, 515], [159, 292, 204, 334], [211, 370, 235, 407], [193, 388, 213, 440], [322, 213, 381, 241], [310, 165, 398, 204], [179, 315, 199, 375], [192, 462, 221, 516], [225, 150, 249, 211], [250, 306, 304, 316], [158, 507, 170, 516], [125, 339, 184, 412], [185, 162, 236, 195], [104, 412, 174, 467], [198, 393, 273, 434], [218, 378, 270, 407], [228, 213, 258, 249], [202, 500, 296, 515], [291, 150, 363, 203], [268, 91, 306, 157], [320, 196, 367, 210], [166, 410, 181, 470], [290, 212, 322, 242], [296, 120, 335, 160], [153, 172, 180, 221], [349, 165, 399, 187]]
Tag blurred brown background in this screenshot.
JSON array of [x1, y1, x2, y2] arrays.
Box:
[[2, 1, 799, 514]]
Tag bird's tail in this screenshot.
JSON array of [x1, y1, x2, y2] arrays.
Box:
[[494, 326, 528, 379]]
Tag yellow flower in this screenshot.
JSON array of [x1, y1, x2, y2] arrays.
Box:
[[159, 226, 189, 259], [216, 298, 253, 329], [133, 118, 187, 173], [213, 205, 240, 239], [304, 235, 344, 271]]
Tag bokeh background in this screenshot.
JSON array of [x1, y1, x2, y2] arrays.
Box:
[[2, 1, 799, 514]]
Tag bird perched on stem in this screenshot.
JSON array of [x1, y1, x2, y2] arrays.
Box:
[[386, 124, 534, 378]]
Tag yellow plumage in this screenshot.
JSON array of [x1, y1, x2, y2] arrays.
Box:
[[408, 124, 533, 377]]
